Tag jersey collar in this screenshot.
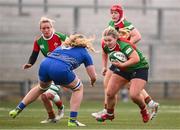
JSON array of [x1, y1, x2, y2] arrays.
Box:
[[42, 31, 55, 40]]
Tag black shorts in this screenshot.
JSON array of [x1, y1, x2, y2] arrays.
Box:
[[109, 65, 148, 81]]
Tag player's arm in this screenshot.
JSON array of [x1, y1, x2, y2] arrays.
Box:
[[23, 41, 40, 69], [83, 50, 97, 86], [101, 40, 108, 76], [86, 65, 97, 87], [123, 20, 141, 44], [112, 46, 140, 68], [102, 50, 108, 76], [129, 28, 141, 44]]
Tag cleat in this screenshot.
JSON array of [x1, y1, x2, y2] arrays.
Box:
[[9, 108, 21, 119], [56, 105, 64, 121], [68, 120, 86, 127], [40, 118, 57, 124], [91, 109, 107, 118], [150, 102, 159, 120], [140, 108, 150, 123], [96, 113, 114, 122]]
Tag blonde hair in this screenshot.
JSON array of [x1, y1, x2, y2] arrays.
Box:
[[118, 28, 130, 39], [39, 17, 55, 29], [63, 34, 96, 52], [103, 27, 130, 39], [102, 27, 119, 39]]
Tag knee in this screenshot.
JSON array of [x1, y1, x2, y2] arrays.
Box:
[[71, 80, 82, 92], [107, 91, 115, 99], [39, 81, 51, 91], [46, 93, 54, 100]]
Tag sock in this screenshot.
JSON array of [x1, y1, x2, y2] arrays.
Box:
[[139, 105, 146, 111], [55, 100, 63, 109], [17, 102, 26, 110], [107, 108, 114, 115], [69, 111, 78, 122], [144, 96, 151, 105], [147, 100, 155, 108], [48, 110, 55, 119]]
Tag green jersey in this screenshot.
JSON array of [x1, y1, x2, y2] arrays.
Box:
[[108, 19, 134, 31], [102, 40, 149, 71]]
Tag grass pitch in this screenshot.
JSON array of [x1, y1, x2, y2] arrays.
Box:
[[0, 99, 180, 130]]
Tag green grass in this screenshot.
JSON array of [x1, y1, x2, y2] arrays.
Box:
[[0, 99, 180, 129]]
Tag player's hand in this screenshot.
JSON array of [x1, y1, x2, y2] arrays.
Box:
[[101, 67, 107, 76], [90, 78, 96, 87], [23, 64, 32, 69], [112, 61, 124, 68]]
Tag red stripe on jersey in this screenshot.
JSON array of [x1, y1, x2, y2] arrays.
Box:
[[119, 38, 137, 50], [33, 34, 62, 53]]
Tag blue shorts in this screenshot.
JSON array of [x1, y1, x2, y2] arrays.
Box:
[[109, 65, 148, 81], [39, 58, 76, 85]]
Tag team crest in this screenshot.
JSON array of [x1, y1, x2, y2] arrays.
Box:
[[54, 42, 59, 47]]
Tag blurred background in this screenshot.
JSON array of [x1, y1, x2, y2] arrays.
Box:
[[0, 0, 180, 101]]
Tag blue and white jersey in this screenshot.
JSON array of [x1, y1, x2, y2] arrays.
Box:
[[48, 46, 93, 70]]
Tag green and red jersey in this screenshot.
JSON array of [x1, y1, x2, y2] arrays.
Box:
[[108, 19, 135, 41], [33, 32, 67, 56], [101, 39, 149, 71], [108, 19, 134, 32]]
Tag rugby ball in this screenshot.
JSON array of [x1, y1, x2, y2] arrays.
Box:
[[109, 51, 127, 62]]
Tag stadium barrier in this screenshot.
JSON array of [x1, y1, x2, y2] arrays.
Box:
[[0, 1, 180, 40]]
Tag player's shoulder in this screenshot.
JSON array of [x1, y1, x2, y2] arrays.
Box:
[[117, 39, 131, 47], [108, 20, 114, 26], [34, 34, 42, 41]]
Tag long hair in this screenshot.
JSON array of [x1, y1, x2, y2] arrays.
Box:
[[63, 34, 96, 52]]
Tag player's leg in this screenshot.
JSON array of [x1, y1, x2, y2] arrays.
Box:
[[52, 93, 64, 120], [9, 81, 51, 118], [66, 76, 86, 127], [91, 69, 113, 118], [47, 84, 64, 121], [40, 91, 56, 123], [129, 79, 150, 123], [141, 89, 159, 120], [9, 58, 52, 119], [96, 73, 127, 122]]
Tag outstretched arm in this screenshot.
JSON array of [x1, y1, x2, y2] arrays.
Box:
[[129, 28, 141, 44], [23, 51, 39, 69], [85, 65, 97, 87]]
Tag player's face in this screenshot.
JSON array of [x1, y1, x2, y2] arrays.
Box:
[[104, 35, 117, 49], [111, 11, 120, 23], [40, 22, 53, 38]]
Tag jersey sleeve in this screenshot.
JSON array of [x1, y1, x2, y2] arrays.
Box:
[[121, 42, 134, 57], [101, 40, 105, 51], [33, 40, 40, 52], [55, 32, 68, 41], [123, 19, 135, 31], [83, 49, 93, 67]]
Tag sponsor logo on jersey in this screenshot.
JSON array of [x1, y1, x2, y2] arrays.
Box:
[[125, 48, 132, 54], [40, 45, 45, 49], [54, 42, 59, 48]]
